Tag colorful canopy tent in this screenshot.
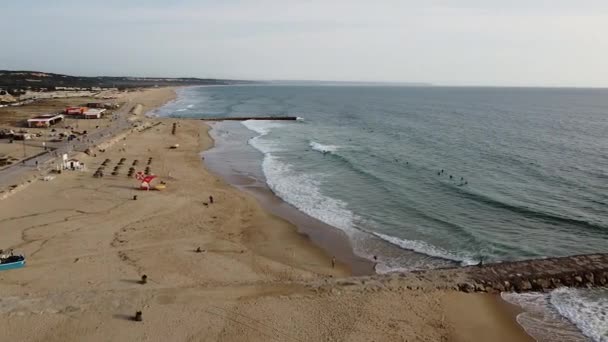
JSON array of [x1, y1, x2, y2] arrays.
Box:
[[135, 172, 165, 190]]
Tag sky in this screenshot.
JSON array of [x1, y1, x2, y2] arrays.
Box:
[[1, 0, 607, 87]]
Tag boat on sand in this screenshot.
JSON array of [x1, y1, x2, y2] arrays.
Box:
[[0, 251, 25, 271]]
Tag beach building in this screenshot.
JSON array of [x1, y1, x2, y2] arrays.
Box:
[[64, 107, 106, 119], [83, 108, 106, 119], [65, 107, 87, 115], [62, 156, 85, 170], [27, 114, 64, 128], [87, 102, 118, 109]]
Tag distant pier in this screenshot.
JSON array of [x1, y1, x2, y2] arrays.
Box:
[[200, 116, 298, 121]]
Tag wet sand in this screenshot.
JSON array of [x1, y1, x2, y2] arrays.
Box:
[[0, 88, 532, 341], [202, 141, 375, 276]]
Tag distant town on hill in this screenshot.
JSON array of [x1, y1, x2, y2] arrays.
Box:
[[0, 70, 256, 92]]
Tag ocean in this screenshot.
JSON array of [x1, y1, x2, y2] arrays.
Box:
[[154, 85, 608, 342]]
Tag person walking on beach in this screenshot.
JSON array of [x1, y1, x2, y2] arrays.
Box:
[[331, 256, 336, 268]]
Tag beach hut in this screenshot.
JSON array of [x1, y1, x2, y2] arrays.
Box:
[[27, 114, 64, 128], [83, 108, 106, 119], [65, 107, 86, 115], [64, 158, 85, 171]]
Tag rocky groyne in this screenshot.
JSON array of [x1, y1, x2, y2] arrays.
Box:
[[454, 253, 608, 293], [311, 253, 608, 295], [200, 116, 298, 121]]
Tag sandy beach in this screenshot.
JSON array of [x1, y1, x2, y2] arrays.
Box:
[[0, 88, 533, 341]]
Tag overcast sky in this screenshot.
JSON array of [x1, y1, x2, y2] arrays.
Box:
[[1, 1, 607, 87]]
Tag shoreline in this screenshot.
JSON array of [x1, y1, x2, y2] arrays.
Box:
[[201, 121, 375, 276], [0, 86, 534, 341], [198, 117, 534, 341]]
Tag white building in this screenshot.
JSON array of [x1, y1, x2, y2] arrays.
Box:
[[27, 114, 64, 128], [61, 154, 85, 170], [64, 158, 85, 170], [83, 108, 106, 119]]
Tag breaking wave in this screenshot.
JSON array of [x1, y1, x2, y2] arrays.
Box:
[[550, 287, 608, 342], [373, 232, 479, 266], [309, 141, 339, 154], [242, 120, 357, 232], [262, 154, 357, 232]]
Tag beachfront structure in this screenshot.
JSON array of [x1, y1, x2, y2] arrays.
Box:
[[63, 158, 85, 170], [87, 102, 118, 109], [86, 102, 105, 108], [65, 107, 87, 115], [83, 108, 106, 119], [27, 114, 64, 128], [65, 107, 106, 119]]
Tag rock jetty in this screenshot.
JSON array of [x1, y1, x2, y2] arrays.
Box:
[[200, 116, 298, 121], [311, 253, 608, 295], [454, 253, 608, 293]]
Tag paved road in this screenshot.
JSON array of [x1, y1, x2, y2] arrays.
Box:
[[0, 100, 137, 188]]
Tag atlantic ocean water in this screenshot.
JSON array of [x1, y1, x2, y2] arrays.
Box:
[[154, 85, 608, 342]]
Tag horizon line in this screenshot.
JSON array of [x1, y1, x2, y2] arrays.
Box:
[[2, 69, 608, 90]]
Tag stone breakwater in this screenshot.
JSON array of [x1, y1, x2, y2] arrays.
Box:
[[454, 253, 608, 293], [200, 116, 298, 121], [309, 253, 608, 295]]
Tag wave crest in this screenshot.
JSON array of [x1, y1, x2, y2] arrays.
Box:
[[263, 154, 356, 232], [373, 232, 478, 266], [309, 141, 339, 154], [550, 287, 608, 342]]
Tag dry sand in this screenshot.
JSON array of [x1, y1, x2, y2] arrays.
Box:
[[0, 88, 532, 341]]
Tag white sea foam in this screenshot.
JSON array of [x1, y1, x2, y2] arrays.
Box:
[[296, 116, 305, 121], [373, 232, 478, 266], [242, 120, 287, 153], [242, 120, 285, 137], [550, 287, 608, 342], [262, 154, 357, 232], [374, 264, 416, 274], [176, 108, 187, 112], [187, 104, 194, 108], [502, 292, 583, 342], [241, 121, 357, 232], [309, 141, 339, 154]]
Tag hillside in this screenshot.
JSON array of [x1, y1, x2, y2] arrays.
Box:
[[0, 70, 255, 90]]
